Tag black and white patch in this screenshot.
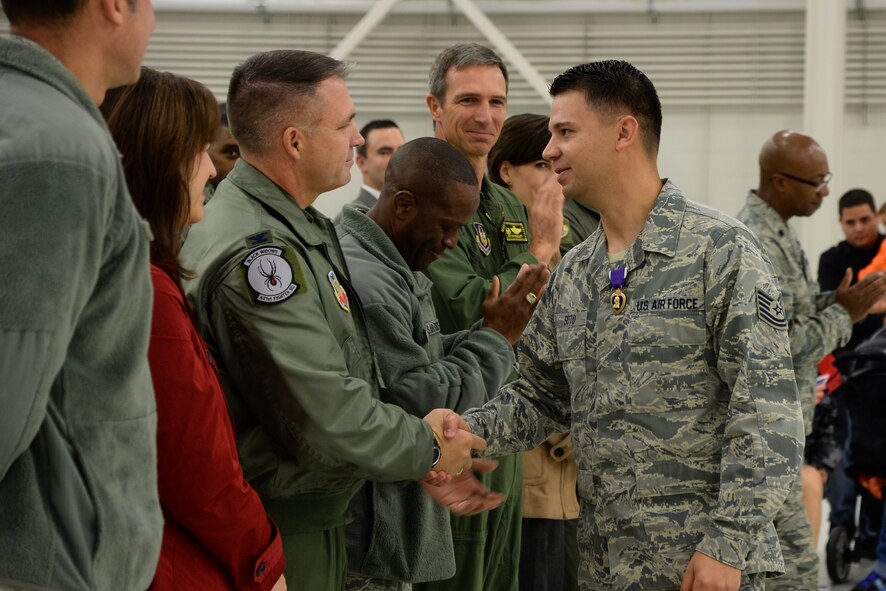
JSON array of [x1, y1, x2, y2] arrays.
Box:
[[756, 288, 787, 330], [244, 247, 298, 304]]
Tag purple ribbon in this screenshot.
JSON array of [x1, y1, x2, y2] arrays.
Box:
[[609, 267, 626, 290]]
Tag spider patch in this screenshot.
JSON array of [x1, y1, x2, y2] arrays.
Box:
[[243, 246, 299, 304]]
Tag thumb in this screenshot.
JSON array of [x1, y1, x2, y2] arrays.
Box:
[[839, 267, 853, 290], [487, 276, 501, 302]]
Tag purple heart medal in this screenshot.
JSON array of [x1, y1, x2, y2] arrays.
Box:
[[609, 267, 627, 315]]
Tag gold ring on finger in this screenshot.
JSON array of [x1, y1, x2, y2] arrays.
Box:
[[525, 292, 538, 305]]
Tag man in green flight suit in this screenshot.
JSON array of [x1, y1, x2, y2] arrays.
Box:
[[418, 43, 564, 591], [737, 130, 886, 590], [461, 60, 806, 591], [181, 50, 492, 591]]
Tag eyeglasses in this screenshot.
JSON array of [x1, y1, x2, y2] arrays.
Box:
[[777, 171, 832, 192]]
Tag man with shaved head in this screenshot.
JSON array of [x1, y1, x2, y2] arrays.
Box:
[[737, 130, 886, 590], [338, 137, 549, 591]]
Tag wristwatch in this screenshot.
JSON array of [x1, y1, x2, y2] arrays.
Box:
[[431, 440, 441, 467]]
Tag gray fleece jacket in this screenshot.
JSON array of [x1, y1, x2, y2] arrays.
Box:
[[338, 203, 515, 582]]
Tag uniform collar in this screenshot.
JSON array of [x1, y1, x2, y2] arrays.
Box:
[[339, 204, 415, 285], [226, 159, 330, 247], [744, 190, 794, 243], [583, 179, 687, 294]]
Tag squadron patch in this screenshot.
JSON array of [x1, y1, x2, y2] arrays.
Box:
[[473, 222, 492, 256], [243, 246, 298, 304], [502, 221, 529, 243], [756, 288, 787, 330], [562, 221, 571, 239], [328, 271, 350, 312]]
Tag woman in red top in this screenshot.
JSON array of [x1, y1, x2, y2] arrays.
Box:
[[102, 68, 286, 591]]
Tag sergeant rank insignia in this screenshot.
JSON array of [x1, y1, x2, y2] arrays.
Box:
[[243, 246, 298, 304], [473, 222, 492, 256], [328, 270, 350, 312], [609, 267, 627, 314], [502, 221, 529, 243], [756, 288, 787, 329]]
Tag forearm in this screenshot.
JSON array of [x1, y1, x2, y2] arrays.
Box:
[[788, 303, 852, 369]]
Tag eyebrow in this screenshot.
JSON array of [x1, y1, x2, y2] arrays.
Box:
[[451, 92, 507, 102], [550, 120, 574, 131]]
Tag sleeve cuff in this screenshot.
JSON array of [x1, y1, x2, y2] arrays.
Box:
[[246, 520, 286, 591], [695, 526, 750, 571]]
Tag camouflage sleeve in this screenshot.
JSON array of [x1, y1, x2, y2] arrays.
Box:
[[462, 273, 572, 455], [695, 228, 805, 569], [763, 238, 851, 377]]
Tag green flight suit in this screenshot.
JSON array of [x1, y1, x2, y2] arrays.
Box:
[[560, 198, 601, 256], [737, 191, 852, 591], [463, 182, 804, 589], [420, 178, 533, 591], [181, 160, 436, 591]]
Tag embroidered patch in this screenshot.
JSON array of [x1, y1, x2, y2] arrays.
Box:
[[328, 271, 350, 312], [562, 221, 570, 239], [243, 247, 298, 304], [502, 221, 529, 243], [473, 222, 492, 256], [554, 311, 587, 330], [757, 288, 787, 330], [425, 319, 441, 339], [245, 230, 272, 247]]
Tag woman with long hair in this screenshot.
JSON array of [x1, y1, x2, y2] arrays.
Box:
[[102, 68, 286, 591]]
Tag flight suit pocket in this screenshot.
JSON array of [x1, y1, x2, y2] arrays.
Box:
[[627, 312, 708, 411]]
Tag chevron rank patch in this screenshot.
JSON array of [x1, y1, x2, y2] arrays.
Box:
[[474, 222, 492, 256], [756, 288, 787, 330]]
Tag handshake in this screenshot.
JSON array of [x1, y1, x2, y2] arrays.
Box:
[[419, 409, 504, 516]]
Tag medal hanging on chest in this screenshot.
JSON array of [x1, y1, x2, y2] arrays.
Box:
[[609, 267, 627, 315]]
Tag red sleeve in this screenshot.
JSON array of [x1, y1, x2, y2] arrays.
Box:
[[149, 267, 285, 591], [859, 241, 886, 280]]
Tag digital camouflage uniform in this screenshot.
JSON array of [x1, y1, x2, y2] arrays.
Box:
[[180, 160, 437, 591], [560, 198, 600, 256], [338, 204, 516, 591], [737, 190, 852, 590], [463, 181, 805, 590], [420, 177, 535, 591]]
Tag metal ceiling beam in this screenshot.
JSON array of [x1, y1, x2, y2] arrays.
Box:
[[448, 0, 552, 105], [330, 0, 403, 61]]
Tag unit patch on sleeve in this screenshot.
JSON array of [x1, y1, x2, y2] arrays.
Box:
[[473, 222, 492, 256], [502, 221, 529, 243], [756, 288, 787, 330], [243, 246, 299, 304]]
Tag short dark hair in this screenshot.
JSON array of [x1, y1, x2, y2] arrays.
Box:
[[550, 60, 662, 154], [384, 137, 477, 202], [219, 102, 229, 127], [428, 43, 508, 102], [102, 68, 218, 283], [839, 189, 876, 215], [356, 119, 399, 158], [488, 114, 550, 187], [1, 0, 135, 24], [227, 50, 349, 155]]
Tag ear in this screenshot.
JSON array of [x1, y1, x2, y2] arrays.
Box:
[[613, 115, 640, 152], [356, 154, 368, 175], [392, 190, 417, 221], [282, 126, 303, 161], [426, 94, 442, 126], [99, 0, 127, 25], [498, 162, 512, 187]]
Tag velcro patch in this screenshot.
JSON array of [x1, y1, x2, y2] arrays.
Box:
[[243, 246, 299, 304], [756, 288, 787, 330], [554, 310, 587, 330], [425, 319, 441, 339], [502, 221, 529, 243]]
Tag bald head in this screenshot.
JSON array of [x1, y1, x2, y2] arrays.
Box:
[[756, 130, 831, 220], [383, 137, 477, 207], [369, 137, 480, 270]]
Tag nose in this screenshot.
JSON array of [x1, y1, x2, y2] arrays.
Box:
[[542, 137, 558, 161], [206, 152, 217, 179], [443, 232, 459, 250], [353, 129, 365, 148], [820, 184, 830, 198]]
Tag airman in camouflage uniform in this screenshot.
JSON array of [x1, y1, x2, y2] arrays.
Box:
[[463, 61, 805, 591], [737, 130, 886, 590]]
